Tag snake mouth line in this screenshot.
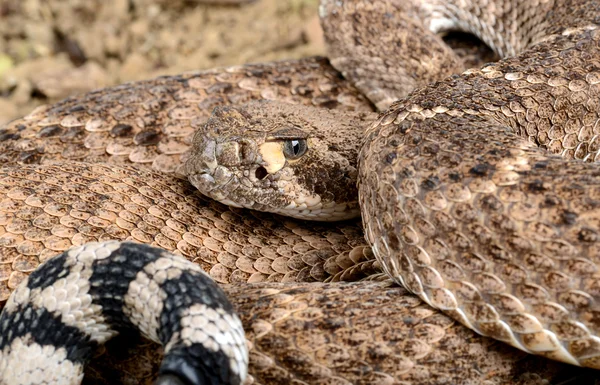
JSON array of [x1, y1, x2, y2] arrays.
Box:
[[192, 163, 283, 192], [189, 163, 293, 213]]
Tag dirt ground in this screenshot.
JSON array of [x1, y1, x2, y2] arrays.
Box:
[[0, 0, 324, 125]]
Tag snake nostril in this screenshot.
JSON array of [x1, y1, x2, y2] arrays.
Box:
[[255, 166, 268, 180]]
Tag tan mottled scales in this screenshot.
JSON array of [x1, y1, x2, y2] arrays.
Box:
[[85, 281, 596, 384], [0, 57, 372, 177], [0, 6, 592, 384], [188, 0, 600, 373], [326, 0, 600, 370]]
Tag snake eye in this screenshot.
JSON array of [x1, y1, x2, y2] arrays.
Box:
[[283, 139, 308, 160]]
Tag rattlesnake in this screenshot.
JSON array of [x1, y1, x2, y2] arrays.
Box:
[[0, 0, 599, 384]]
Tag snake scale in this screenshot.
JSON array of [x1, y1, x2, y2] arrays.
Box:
[[1, 0, 600, 384]]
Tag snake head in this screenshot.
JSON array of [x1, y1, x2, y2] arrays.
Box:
[[184, 100, 372, 221]]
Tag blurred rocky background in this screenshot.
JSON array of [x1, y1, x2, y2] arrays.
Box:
[[0, 0, 324, 125]]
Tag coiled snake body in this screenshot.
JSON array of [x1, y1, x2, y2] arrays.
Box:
[[1, 0, 600, 384]]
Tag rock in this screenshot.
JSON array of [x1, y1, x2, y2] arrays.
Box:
[[0, 98, 18, 126], [32, 61, 111, 99], [118, 53, 155, 82], [75, 28, 107, 63], [0, 54, 14, 77], [303, 14, 325, 52], [0, 54, 72, 103], [23, 22, 54, 57], [7, 80, 33, 105]]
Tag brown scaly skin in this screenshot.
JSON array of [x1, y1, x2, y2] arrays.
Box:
[[331, 0, 600, 370], [88, 281, 599, 385], [361, 26, 600, 368], [189, 0, 600, 372], [0, 42, 493, 178], [0, 162, 375, 301], [0, 16, 584, 385], [319, 0, 599, 110], [1, 164, 589, 384], [0, 57, 373, 177], [0, 52, 486, 289]]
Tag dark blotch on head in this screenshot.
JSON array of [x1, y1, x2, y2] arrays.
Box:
[[469, 163, 494, 176], [37, 125, 63, 138], [134, 130, 161, 146], [314, 180, 327, 196], [560, 210, 578, 226], [448, 172, 462, 182], [0, 130, 20, 141], [110, 124, 134, 137], [526, 180, 546, 193], [421, 176, 440, 191]]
